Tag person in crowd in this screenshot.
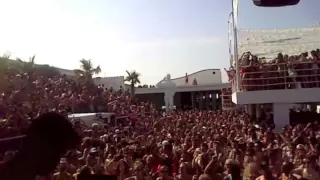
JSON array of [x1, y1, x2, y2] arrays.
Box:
[[53, 158, 73, 180]]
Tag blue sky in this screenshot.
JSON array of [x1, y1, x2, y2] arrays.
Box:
[[0, 0, 319, 85]]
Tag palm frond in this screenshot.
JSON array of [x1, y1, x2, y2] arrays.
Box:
[[16, 58, 23, 63], [78, 75, 85, 81], [76, 59, 102, 85], [125, 70, 141, 84], [73, 69, 85, 76], [80, 59, 92, 72], [124, 77, 131, 82], [93, 65, 101, 75], [136, 78, 141, 84], [1, 52, 11, 59], [29, 54, 36, 64]]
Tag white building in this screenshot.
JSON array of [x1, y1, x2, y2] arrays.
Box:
[[232, 26, 320, 129], [93, 76, 125, 90], [56, 67, 125, 90], [135, 69, 231, 110], [155, 69, 222, 86]]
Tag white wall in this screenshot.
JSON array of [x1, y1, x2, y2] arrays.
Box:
[[238, 26, 320, 60], [157, 69, 222, 86], [56, 67, 125, 90], [232, 88, 320, 105], [136, 83, 230, 94], [93, 76, 124, 90]]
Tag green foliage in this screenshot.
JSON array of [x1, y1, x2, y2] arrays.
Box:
[[73, 59, 101, 87], [125, 70, 141, 95]]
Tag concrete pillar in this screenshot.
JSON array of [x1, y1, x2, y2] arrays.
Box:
[[174, 92, 181, 110], [273, 103, 290, 131], [212, 92, 217, 109], [256, 104, 262, 121], [248, 104, 256, 121], [309, 103, 317, 112], [205, 92, 210, 110], [191, 92, 196, 109], [199, 92, 204, 110]]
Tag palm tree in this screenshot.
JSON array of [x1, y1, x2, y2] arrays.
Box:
[[125, 70, 141, 96], [73, 59, 101, 84], [16, 54, 36, 75]]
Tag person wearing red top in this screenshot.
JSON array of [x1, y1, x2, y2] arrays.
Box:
[[159, 141, 178, 176]]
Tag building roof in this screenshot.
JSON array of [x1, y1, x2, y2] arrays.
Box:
[[136, 82, 230, 94], [156, 69, 221, 85], [238, 26, 320, 60]]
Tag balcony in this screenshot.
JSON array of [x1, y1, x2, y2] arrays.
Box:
[[232, 61, 320, 104]]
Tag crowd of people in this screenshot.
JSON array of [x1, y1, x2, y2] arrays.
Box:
[[1, 58, 320, 180], [227, 49, 320, 91], [0, 71, 150, 139], [34, 110, 320, 180]]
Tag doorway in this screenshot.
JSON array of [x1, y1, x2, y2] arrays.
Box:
[[180, 92, 192, 110]]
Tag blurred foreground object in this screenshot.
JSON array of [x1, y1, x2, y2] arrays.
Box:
[[0, 112, 81, 180], [253, 0, 299, 7]]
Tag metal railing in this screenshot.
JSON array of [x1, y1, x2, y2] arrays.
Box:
[[238, 61, 320, 91], [222, 88, 235, 109], [222, 99, 235, 109]]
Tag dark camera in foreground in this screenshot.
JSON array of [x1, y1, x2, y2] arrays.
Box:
[[253, 0, 299, 7]]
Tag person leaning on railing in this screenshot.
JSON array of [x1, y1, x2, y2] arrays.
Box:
[[238, 49, 320, 91], [239, 52, 252, 92], [239, 52, 267, 91], [287, 56, 300, 89], [299, 53, 310, 88], [276, 53, 287, 90], [249, 55, 260, 91]]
